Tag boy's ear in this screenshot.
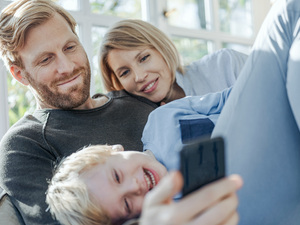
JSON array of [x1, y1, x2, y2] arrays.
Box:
[[10, 64, 29, 86], [112, 145, 124, 152]]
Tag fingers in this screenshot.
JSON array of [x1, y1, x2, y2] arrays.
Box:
[[169, 174, 243, 224], [140, 172, 183, 225], [141, 174, 243, 225], [143, 171, 183, 207], [223, 212, 239, 225], [187, 193, 239, 225]]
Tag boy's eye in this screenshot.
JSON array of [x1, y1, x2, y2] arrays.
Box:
[[124, 198, 131, 215], [114, 170, 120, 183], [140, 54, 150, 63]]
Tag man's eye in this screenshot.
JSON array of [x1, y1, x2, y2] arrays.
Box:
[[65, 45, 75, 51], [40, 56, 52, 64], [114, 170, 120, 183], [140, 54, 150, 63]]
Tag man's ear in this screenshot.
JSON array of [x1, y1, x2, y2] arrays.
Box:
[[10, 64, 29, 86]]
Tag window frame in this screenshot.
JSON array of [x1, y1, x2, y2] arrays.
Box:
[[0, 0, 271, 139]]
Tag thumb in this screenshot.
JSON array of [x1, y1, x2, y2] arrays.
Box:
[[144, 171, 183, 207]]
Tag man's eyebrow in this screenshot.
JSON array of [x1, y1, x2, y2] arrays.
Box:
[[31, 38, 79, 66]]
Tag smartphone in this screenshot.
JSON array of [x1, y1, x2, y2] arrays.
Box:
[[180, 136, 225, 197]]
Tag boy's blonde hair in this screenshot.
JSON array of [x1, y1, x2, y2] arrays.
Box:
[[100, 19, 183, 92], [0, 0, 77, 69], [46, 145, 118, 225]]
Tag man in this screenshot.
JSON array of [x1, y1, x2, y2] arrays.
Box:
[[0, 1, 242, 224], [0, 1, 157, 224]]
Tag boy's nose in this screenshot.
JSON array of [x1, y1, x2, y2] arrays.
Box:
[[126, 177, 144, 196]]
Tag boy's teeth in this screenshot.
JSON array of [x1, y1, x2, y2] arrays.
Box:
[[144, 170, 156, 190]]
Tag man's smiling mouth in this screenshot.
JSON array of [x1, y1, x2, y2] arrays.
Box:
[[57, 74, 81, 86]]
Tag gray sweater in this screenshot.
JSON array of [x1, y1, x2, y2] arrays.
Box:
[[0, 90, 157, 225]]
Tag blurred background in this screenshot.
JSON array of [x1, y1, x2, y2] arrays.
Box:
[[0, 0, 274, 139]]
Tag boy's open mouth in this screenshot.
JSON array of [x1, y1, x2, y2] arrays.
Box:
[[144, 169, 156, 190]]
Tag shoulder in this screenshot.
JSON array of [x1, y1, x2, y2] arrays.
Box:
[[107, 90, 159, 109], [0, 113, 47, 152], [186, 48, 247, 67]]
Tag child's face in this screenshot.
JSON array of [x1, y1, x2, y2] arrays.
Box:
[[81, 150, 167, 222]]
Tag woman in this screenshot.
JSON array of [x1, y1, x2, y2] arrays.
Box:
[[99, 19, 247, 104]]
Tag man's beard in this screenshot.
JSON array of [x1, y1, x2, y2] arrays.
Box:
[[25, 63, 91, 109]]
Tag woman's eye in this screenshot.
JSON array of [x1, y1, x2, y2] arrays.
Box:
[[140, 54, 150, 63], [114, 170, 120, 183], [120, 70, 130, 78]]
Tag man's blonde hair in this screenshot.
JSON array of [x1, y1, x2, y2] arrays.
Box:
[[99, 19, 183, 92], [0, 0, 77, 69], [46, 145, 118, 225]]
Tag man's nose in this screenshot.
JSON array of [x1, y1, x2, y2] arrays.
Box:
[[56, 53, 75, 75]]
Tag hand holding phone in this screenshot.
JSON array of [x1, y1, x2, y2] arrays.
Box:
[[180, 137, 225, 197]]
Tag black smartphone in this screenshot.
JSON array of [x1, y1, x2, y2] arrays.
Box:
[[180, 136, 225, 197]]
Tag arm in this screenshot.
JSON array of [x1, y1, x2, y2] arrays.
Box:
[[142, 88, 231, 170], [0, 121, 60, 225], [140, 172, 243, 225]]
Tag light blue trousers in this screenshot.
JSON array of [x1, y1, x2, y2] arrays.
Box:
[[212, 0, 300, 224]]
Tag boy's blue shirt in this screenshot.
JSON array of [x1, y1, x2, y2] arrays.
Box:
[[142, 87, 232, 171]]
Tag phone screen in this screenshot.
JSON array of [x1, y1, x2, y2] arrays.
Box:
[[180, 137, 225, 197]]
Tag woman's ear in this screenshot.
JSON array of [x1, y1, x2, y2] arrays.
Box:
[[10, 64, 29, 86], [112, 144, 124, 152]]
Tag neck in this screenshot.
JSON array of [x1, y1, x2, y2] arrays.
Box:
[[163, 82, 185, 104], [36, 95, 108, 110]]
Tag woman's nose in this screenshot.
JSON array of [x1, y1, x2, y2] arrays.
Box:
[[134, 71, 148, 83]]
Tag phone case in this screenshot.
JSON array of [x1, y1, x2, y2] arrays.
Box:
[[180, 136, 225, 197]]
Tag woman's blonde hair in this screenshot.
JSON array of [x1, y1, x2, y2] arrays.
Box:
[[0, 0, 77, 69], [46, 145, 118, 225], [100, 19, 183, 92]]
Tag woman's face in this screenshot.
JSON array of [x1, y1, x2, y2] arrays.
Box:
[[107, 48, 173, 103], [81, 150, 167, 222]]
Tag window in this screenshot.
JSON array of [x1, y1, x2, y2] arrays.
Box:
[[0, 0, 272, 139]]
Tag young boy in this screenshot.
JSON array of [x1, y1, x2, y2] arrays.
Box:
[[46, 144, 242, 225]]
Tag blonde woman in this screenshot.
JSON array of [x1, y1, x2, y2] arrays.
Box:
[[100, 19, 247, 104]]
